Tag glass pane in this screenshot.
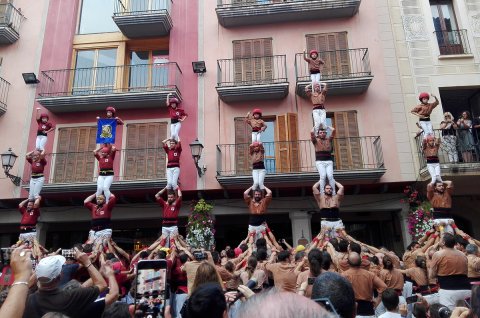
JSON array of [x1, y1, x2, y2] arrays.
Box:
[[263, 121, 276, 173], [440, 4, 457, 31], [152, 55, 169, 87], [95, 49, 117, 92], [430, 5, 442, 33], [129, 51, 150, 89], [78, 0, 119, 34], [130, 0, 148, 12], [73, 50, 95, 94]]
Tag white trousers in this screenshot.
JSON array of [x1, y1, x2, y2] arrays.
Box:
[[248, 224, 266, 242], [443, 135, 458, 163], [312, 109, 327, 136], [418, 121, 433, 139], [438, 289, 471, 310], [315, 160, 336, 195], [96, 175, 114, 202], [310, 73, 321, 88], [88, 228, 112, 243], [427, 163, 442, 185], [29, 177, 44, 200], [35, 135, 47, 151], [321, 220, 344, 238], [432, 219, 454, 234], [167, 167, 180, 190], [170, 122, 181, 142], [19, 231, 37, 243], [252, 131, 262, 143], [252, 169, 266, 190], [162, 225, 179, 237]]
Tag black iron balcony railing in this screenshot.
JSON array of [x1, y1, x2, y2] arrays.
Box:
[[217, 55, 287, 87], [26, 148, 168, 185], [216, 137, 384, 176], [114, 0, 172, 15], [217, 0, 359, 8], [415, 128, 480, 170], [434, 29, 471, 55], [295, 48, 371, 83], [0, 3, 24, 35], [0, 76, 11, 113], [37, 62, 182, 98]]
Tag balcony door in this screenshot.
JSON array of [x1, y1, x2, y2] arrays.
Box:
[[332, 111, 362, 170], [430, 0, 463, 55], [128, 0, 167, 12], [72, 48, 117, 95], [128, 50, 169, 91], [306, 32, 350, 79], [53, 127, 97, 183], [233, 38, 273, 85]]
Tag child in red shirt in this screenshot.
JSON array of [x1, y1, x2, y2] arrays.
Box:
[[166, 93, 187, 142], [35, 108, 54, 151]]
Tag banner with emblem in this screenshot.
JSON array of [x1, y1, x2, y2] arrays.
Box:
[[96, 118, 117, 144]]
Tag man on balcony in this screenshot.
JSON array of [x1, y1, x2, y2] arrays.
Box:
[[311, 127, 336, 195], [427, 180, 455, 234], [313, 181, 344, 239], [163, 138, 181, 191], [305, 82, 328, 137], [411, 92, 439, 139], [244, 186, 272, 242], [155, 186, 182, 247], [84, 193, 117, 250]]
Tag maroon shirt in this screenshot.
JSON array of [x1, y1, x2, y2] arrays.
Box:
[[84, 195, 116, 220], [171, 257, 188, 293], [163, 142, 182, 168], [27, 157, 47, 175], [95, 151, 116, 171], [19, 206, 40, 226], [156, 197, 181, 225], [168, 106, 187, 121], [36, 119, 54, 136]]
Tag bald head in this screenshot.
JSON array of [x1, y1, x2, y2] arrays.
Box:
[[347, 252, 361, 267]]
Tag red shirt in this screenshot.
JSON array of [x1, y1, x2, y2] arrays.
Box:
[[36, 119, 54, 136], [156, 197, 181, 225], [171, 257, 188, 293], [84, 195, 116, 220], [168, 106, 187, 121], [95, 151, 116, 171], [19, 206, 40, 226], [27, 158, 47, 175], [163, 142, 182, 168]]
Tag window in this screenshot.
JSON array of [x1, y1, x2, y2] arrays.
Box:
[[331, 111, 362, 170], [430, 0, 467, 55], [78, 0, 119, 34], [124, 122, 168, 180], [232, 38, 273, 84], [73, 49, 117, 95], [53, 127, 97, 183], [128, 50, 169, 90], [306, 32, 350, 79], [129, 0, 168, 12]]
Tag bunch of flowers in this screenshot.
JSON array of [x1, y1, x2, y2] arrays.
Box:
[[186, 199, 215, 250], [402, 186, 432, 241]]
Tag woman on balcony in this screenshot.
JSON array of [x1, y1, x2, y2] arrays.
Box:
[[457, 111, 475, 163], [439, 112, 458, 163]]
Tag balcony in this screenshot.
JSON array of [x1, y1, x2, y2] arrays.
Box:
[[0, 77, 10, 117], [216, 55, 289, 103], [216, 136, 386, 188], [113, 0, 173, 38], [0, 3, 24, 44], [216, 0, 361, 28], [23, 148, 168, 193], [415, 129, 480, 179], [434, 30, 471, 56], [36, 62, 182, 113], [295, 48, 373, 97]]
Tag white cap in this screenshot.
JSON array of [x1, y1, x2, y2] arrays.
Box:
[[35, 255, 66, 282]]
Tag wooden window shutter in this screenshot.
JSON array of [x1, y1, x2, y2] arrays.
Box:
[[54, 127, 97, 183], [306, 32, 350, 79], [124, 122, 167, 180], [234, 117, 250, 175], [275, 113, 299, 173], [233, 38, 273, 84], [333, 111, 362, 170]]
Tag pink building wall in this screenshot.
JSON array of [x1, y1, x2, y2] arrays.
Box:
[[0, 0, 49, 199], [23, 0, 199, 192], [200, 0, 408, 190]]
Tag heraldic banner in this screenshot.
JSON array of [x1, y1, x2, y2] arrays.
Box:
[[96, 119, 117, 144]]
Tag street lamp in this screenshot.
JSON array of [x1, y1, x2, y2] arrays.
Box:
[[1, 148, 21, 186], [189, 139, 206, 177]]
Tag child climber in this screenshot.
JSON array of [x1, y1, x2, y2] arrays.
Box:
[[166, 93, 187, 142], [303, 49, 325, 88], [246, 108, 267, 143]]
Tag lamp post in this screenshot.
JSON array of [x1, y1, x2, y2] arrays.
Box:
[[1, 148, 21, 186], [189, 139, 206, 177]]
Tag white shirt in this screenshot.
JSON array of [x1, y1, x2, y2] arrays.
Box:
[[379, 312, 402, 318]]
